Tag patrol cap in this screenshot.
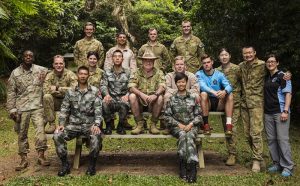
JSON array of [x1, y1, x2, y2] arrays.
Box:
[[138, 50, 158, 60]]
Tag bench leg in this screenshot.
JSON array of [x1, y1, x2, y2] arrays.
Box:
[[73, 137, 83, 169], [197, 139, 205, 169]]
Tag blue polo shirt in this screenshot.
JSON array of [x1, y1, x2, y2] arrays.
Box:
[[264, 70, 292, 114]]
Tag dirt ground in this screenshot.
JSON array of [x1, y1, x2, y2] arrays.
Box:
[[0, 150, 249, 184]]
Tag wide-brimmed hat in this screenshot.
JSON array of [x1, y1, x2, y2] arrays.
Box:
[[138, 50, 158, 60]]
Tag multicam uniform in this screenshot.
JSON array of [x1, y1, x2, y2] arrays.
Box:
[[6, 64, 48, 155], [170, 35, 205, 73], [53, 85, 103, 158], [74, 37, 105, 67], [88, 67, 104, 88], [165, 91, 202, 163], [239, 58, 265, 161], [138, 41, 172, 72], [104, 46, 136, 72], [100, 67, 131, 123], [217, 63, 242, 156], [43, 69, 78, 124]]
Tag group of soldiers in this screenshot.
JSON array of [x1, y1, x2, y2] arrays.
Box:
[[6, 20, 276, 180]]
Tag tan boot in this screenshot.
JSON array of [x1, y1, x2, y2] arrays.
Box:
[[45, 122, 56, 134], [149, 122, 160, 135], [15, 154, 29, 171], [225, 154, 236, 166], [252, 160, 260, 172], [162, 128, 170, 135], [131, 120, 145, 135], [37, 150, 50, 166]]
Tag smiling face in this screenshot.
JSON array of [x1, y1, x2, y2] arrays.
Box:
[[174, 59, 186, 73], [53, 57, 65, 73], [182, 21, 192, 35], [242, 47, 256, 62], [88, 54, 98, 68], [219, 50, 231, 65], [84, 25, 95, 38], [117, 34, 127, 46], [176, 78, 187, 92], [142, 59, 155, 72], [266, 57, 279, 72]]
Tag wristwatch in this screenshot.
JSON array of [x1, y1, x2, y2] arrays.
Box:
[[283, 110, 289, 114]]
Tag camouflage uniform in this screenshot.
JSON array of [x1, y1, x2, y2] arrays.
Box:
[[104, 46, 136, 72], [6, 64, 48, 155], [88, 67, 104, 88], [74, 38, 105, 67], [43, 69, 78, 124], [165, 91, 202, 163], [128, 68, 166, 107], [100, 67, 131, 123], [170, 35, 205, 73], [53, 85, 103, 158], [164, 71, 199, 109], [138, 41, 172, 72], [239, 58, 265, 161], [217, 63, 242, 155]]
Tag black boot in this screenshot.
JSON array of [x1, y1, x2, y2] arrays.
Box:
[[86, 156, 97, 176], [179, 158, 187, 181], [187, 161, 197, 183], [104, 121, 112, 135], [58, 156, 70, 177], [116, 122, 126, 135]]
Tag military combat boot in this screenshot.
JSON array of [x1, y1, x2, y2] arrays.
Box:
[[15, 154, 29, 171], [162, 128, 170, 135], [116, 121, 126, 135], [149, 122, 160, 135], [252, 160, 261, 173], [123, 118, 133, 129], [159, 118, 166, 129], [179, 158, 187, 181], [45, 122, 56, 134], [225, 154, 236, 166], [37, 150, 50, 166], [104, 121, 112, 135], [86, 155, 97, 176], [131, 120, 145, 135], [187, 161, 197, 183], [58, 156, 70, 177]]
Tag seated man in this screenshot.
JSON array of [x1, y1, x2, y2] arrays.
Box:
[[195, 54, 233, 135], [43, 55, 77, 133], [100, 50, 131, 135], [128, 50, 166, 135], [53, 66, 102, 176]]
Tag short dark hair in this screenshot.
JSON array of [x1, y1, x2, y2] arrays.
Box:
[[148, 28, 158, 33], [87, 51, 99, 60], [265, 53, 279, 62], [112, 49, 123, 57], [200, 54, 213, 62], [116, 32, 126, 38], [219, 48, 231, 55], [242, 46, 256, 51], [174, 72, 188, 83], [77, 65, 89, 74]]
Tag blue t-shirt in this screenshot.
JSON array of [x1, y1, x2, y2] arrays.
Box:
[[195, 69, 232, 97], [264, 70, 292, 114]]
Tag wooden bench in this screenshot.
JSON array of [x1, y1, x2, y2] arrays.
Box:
[[73, 112, 226, 169]]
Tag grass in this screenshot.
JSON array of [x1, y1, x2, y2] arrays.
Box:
[[1, 105, 299, 185]]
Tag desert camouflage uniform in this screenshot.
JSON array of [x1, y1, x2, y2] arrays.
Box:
[[138, 41, 172, 72], [239, 58, 265, 161], [170, 35, 205, 73], [53, 85, 103, 158], [165, 91, 202, 163], [217, 63, 242, 155], [43, 69, 78, 124], [74, 37, 105, 67], [100, 67, 131, 122], [164, 71, 199, 109], [6, 64, 48, 154], [104, 46, 136, 72], [88, 67, 104, 88]]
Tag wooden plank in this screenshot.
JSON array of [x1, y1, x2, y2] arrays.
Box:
[[73, 136, 83, 169]]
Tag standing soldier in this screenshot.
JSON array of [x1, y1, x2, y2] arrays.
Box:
[[239, 46, 265, 172], [170, 20, 205, 73], [74, 22, 105, 68], [53, 66, 102, 176], [138, 28, 172, 73], [216, 48, 242, 166], [100, 50, 131, 135], [6, 50, 50, 171], [128, 50, 166, 135], [43, 55, 78, 134], [104, 32, 136, 72], [86, 51, 104, 88]]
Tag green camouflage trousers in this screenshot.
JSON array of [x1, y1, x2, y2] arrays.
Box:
[[53, 124, 102, 158], [17, 108, 48, 154], [241, 107, 264, 161], [43, 94, 63, 123], [102, 99, 130, 122], [171, 127, 199, 163]]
